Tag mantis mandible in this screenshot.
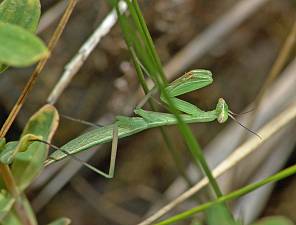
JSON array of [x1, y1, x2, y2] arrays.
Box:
[[44, 69, 247, 178]]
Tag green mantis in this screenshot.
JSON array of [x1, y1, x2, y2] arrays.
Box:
[[45, 69, 237, 178]]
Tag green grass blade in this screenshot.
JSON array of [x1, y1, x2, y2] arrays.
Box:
[[207, 203, 240, 225], [128, 0, 224, 198], [251, 217, 294, 225], [0, 211, 23, 225], [47, 218, 71, 225], [0, 190, 15, 221], [0, 195, 38, 225], [20, 195, 38, 225], [155, 164, 296, 225], [115, 3, 157, 78], [131, 0, 166, 81]]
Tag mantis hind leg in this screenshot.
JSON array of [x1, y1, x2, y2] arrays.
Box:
[[67, 124, 118, 178], [44, 124, 119, 179], [93, 124, 118, 179], [106, 124, 118, 178]]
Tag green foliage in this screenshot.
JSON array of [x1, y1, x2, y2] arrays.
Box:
[[0, 22, 48, 68], [0, 105, 68, 224], [0, 0, 294, 224], [0, 0, 46, 72], [206, 207, 294, 225], [0, 134, 41, 164], [11, 105, 59, 191], [0, 105, 73, 224], [0, 141, 19, 164], [105, 0, 116, 7], [47, 218, 71, 225], [155, 164, 296, 225], [206, 204, 240, 225], [1, 210, 23, 225], [0, 195, 38, 225], [114, 0, 224, 199], [0, 0, 72, 223], [0, 0, 41, 32], [19, 195, 38, 225], [252, 217, 294, 225], [0, 190, 14, 221]]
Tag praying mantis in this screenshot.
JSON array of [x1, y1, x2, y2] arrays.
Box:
[[44, 69, 247, 178]]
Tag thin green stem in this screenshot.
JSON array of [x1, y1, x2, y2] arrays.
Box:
[[130, 0, 223, 198], [155, 164, 296, 225], [132, 0, 167, 83], [116, 3, 194, 187], [130, 48, 194, 186]]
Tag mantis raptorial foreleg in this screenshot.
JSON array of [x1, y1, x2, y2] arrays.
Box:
[[137, 70, 213, 116], [159, 70, 213, 115], [135, 70, 213, 120]]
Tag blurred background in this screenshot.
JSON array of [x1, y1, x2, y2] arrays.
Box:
[[0, 0, 296, 224]]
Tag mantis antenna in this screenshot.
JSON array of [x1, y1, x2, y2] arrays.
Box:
[[229, 108, 256, 116], [228, 112, 262, 139]]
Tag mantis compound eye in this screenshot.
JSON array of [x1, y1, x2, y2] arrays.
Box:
[[216, 98, 229, 123]]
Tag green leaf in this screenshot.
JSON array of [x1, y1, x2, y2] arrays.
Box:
[[207, 204, 240, 225], [47, 218, 71, 225], [11, 104, 59, 191], [0, 0, 41, 32], [20, 195, 38, 225], [0, 0, 42, 71], [0, 189, 14, 221], [105, 0, 117, 7], [0, 211, 22, 225], [116, 3, 156, 77], [252, 217, 294, 225], [0, 195, 36, 225], [0, 65, 8, 73], [0, 141, 18, 164], [0, 134, 42, 164], [0, 22, 48, 67]]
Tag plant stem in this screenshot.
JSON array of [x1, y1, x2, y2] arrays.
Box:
[[0, 164, 32, 225], [155, 164, 296, 225], [130, 48, 194, 186], [115, 2, 194, 187], [131, 0, 223, 198]]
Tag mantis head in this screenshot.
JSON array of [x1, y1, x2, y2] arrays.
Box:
[[216, 98, 262, 139], [216, 98, 229, 123]]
